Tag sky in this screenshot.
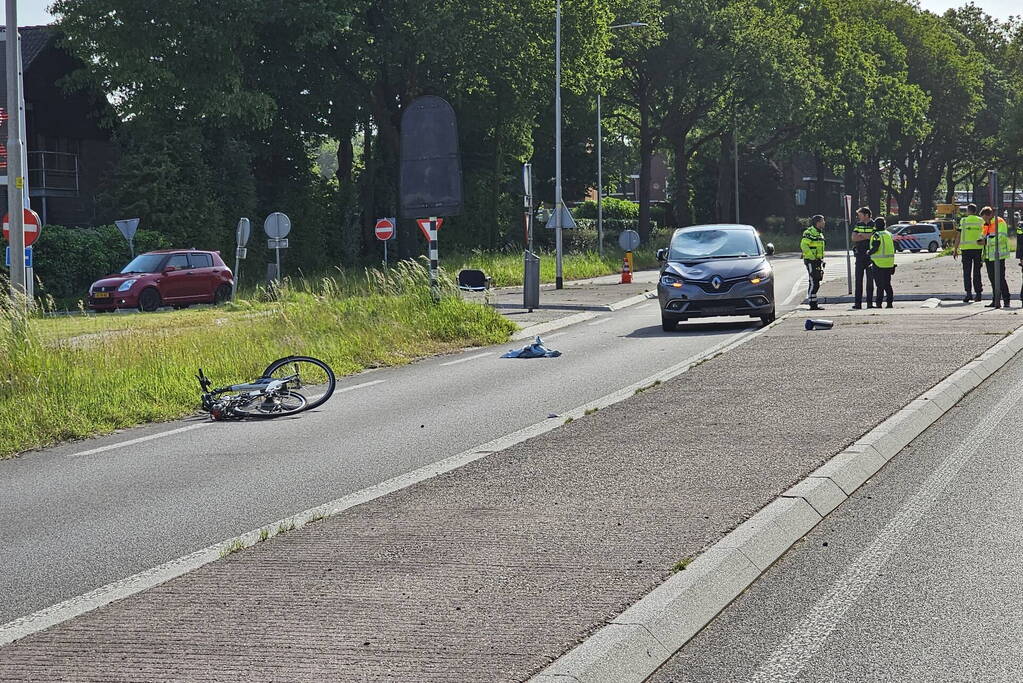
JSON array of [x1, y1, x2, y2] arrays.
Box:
[[4, 0, 1019, 27]]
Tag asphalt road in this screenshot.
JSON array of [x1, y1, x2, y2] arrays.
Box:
[[0, 251, 925, 625], [650, 320, 1023, 682]]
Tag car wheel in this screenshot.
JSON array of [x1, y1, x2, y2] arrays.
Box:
[[760, 308, 776, 327], [661, 314, 679, 332], [214, 283, 233, 305], [928, 241, 939, 252], [138, 288, 162, 312]]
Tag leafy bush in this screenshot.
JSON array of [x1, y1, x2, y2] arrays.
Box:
[[5, 225, 171, 306], [573, 197, 641, 221]]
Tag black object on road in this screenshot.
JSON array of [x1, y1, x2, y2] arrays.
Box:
[[805, 319, 835, 331], [503, 336, 562, 359]]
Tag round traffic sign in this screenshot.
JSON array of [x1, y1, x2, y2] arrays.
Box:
[[3, 208, 42, 247], [263, 212, 292, 239], [375, 218, 395, 241], [618, 229, 641, 252]]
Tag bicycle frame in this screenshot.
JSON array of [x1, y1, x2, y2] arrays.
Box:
[[196, 368, 300, 419]]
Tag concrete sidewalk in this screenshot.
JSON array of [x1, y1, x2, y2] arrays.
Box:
[[461, 270, 658, 337], [2, 293, 1021, 678], [819, 252, 1023, 304]]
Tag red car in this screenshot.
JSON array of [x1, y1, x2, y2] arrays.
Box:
[[88, 249, 235, 312]]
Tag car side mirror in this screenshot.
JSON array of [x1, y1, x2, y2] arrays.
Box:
[[656, 248, 668, 262], [765, 243, 775, 256]]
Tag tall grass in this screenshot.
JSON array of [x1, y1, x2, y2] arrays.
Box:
[[0, 261, 515, 458]]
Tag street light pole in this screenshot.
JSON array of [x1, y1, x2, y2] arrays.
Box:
[[5, 0, 26, 306], [596, 22, 647, 258], [597, 91, 603, 257], [555, 0, 564, 289]]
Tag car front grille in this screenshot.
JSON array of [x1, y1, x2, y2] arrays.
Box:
[[690, 276, 747, 294]]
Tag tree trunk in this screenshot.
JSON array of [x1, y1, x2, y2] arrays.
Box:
[[945, 164, 956, 203], [917, 169, 941, 219], [360, 118, 377, 259], [866, 154, 882, 217], [672, 137, 693, 227], [335, 120, 358, 264], [637, 93, 654, 240], [779, 156, 797, 233], [716, 133, 733, 223], [814, 152, 827, 216]]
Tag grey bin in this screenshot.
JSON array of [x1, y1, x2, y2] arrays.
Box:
[[523, 251, 541, 312]]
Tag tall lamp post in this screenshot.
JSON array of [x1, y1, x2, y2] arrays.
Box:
[[596, 21, 647, 257]]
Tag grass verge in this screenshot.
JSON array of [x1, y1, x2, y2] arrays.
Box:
[[452, 249, 660, 287], [0, 261, 515, 459]]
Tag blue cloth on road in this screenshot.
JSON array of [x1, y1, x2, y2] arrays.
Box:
[[502, 336, 562, 359]]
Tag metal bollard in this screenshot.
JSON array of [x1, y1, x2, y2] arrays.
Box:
[[805, 318, 834, 331], [523, 251, 540, 312]]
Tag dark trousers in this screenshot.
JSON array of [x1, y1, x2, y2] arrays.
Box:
[[805, 260, 822, 303], [985, 260, 1010, 305], [854, 254, 874, 306], [872, 266, 894, 306], [961, 250, 984, 296]]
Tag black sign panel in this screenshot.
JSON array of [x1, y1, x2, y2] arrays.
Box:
[[399, 96, 463, 219]]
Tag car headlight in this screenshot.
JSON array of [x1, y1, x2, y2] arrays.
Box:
[[118, 279, 138, 292], [660, 274, 684, 288], [749, 268, 772, 285]]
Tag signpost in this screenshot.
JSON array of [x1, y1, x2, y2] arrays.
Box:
[[3, 11, 30, 305], [619, 229, 640, 284], [399, 95, 463, 301], [115, 218, 140, 257], [375, 217, 396, 266], [263, 212, 291, 284], [843, 194, 853, 295], [3, 207, 39, 303], [234, 217, 251, 298]]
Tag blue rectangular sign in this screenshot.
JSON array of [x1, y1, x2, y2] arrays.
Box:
[[5, 246, 32, 268]]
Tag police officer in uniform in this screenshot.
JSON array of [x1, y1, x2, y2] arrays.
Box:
[[801, 215, 826, 310], [1016, 211, 1023, 304], [869, 217, 896, 308], [953, 203, 984, 302], [980, 206, 1010, 308], [851, 207, 875, 308]]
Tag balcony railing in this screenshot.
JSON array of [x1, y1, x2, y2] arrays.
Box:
[[27, 151, 80, 197]]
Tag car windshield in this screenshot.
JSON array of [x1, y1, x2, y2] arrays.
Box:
[[120, 254, 165, 274], [669, 228, 761, 261]]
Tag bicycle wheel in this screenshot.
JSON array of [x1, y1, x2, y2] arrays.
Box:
[[231, 390, 307, 418], [261, 356, 336, 411]]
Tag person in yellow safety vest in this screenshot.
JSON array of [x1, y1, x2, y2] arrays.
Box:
[[980, 206, 1010, 308], [953, 203, 985, 303], [801, 214, 826, 311], [851, 206, 875, 308], [868, 217, 896, 308]]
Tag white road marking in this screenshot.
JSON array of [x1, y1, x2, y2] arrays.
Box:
[[748, 391, 1023, 683], [67, 424, 210, 459], [587, 317, 613, 326], [440, 353, 490, 367], [334, 379, 386, 393], [782, 269, 808, 306]]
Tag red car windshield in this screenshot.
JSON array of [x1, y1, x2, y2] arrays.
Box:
[[121, 254, 166, 274]]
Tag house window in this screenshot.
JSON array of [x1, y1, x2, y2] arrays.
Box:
[[795, 189, 807, 206]]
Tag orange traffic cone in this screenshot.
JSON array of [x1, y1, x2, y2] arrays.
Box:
[[621, 254, 632, 284]]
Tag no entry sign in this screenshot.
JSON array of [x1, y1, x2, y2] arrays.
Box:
[[3, 208, 42, 247], [375, 217, 396, 241]]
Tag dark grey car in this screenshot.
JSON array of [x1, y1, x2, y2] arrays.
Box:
[[656, 224, 776, 331]]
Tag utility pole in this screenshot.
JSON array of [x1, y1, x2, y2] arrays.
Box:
[[554, 0, 564, 289], [5, 1, 26, 307]]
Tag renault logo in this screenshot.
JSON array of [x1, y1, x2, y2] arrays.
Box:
[[711, 275, 723, 290]]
